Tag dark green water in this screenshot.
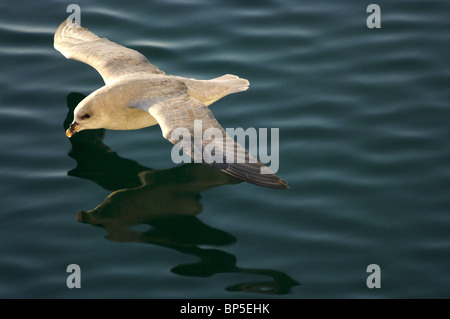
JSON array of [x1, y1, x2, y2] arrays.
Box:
[[1, 0, 449, 298]]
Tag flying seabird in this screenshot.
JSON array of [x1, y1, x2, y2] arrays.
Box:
[[54, 20, 288, 189]]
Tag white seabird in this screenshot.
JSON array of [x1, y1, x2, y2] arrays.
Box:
[[54, 20, 288, 189]]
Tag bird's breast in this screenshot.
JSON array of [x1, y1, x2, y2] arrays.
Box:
[[105, 107, 158, 130]]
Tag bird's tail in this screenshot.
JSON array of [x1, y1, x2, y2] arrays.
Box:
[[184, 74, 250, 106], [210, 74, 250, 95]]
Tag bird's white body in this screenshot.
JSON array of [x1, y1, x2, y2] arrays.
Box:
[[74, 73, 248, 131]]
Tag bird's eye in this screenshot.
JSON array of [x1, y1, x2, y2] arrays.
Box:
[[81, 114, 91, 120]]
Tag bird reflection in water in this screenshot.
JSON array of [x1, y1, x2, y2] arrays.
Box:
[[64, 93, 299, 294]]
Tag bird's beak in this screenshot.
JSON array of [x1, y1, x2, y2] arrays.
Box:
[[66, 122, 81, 138]]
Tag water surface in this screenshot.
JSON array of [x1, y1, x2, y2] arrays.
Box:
[[1, 0, 449, 298]]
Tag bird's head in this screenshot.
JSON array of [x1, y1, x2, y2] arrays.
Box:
[[66, 99, 104, 138]]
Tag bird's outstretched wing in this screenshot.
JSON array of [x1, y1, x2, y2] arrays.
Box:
[[54, 20, 164, 84], [132, 93, 289, 189]]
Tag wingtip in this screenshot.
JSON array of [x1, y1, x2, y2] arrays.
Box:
[[249, 178, 290, 190], [55, 18, 78, 37], [54, 19, 75, 47], [219, 166, 289, 190], [54, 18, 96, 44], [269, 179, 290, 190], [278, 180, 290, 190]]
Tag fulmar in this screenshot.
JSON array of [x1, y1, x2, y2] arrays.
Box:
[[54, 20, 288, 189]]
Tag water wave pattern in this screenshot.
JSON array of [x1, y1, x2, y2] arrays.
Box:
[[0, 0, 449, 298]]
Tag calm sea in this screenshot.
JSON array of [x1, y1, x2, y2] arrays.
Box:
[[1, 0, 449, 298]]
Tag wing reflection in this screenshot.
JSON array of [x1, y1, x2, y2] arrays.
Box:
[[65, 92, 299, 294]]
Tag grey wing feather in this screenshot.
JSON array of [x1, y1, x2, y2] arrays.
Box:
[[134, 94, 288, 189], [54, 20, 164, 84]]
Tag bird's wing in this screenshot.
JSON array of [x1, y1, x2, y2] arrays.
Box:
[[54, 20, 164, 84], [131, 94, 288, 189]]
